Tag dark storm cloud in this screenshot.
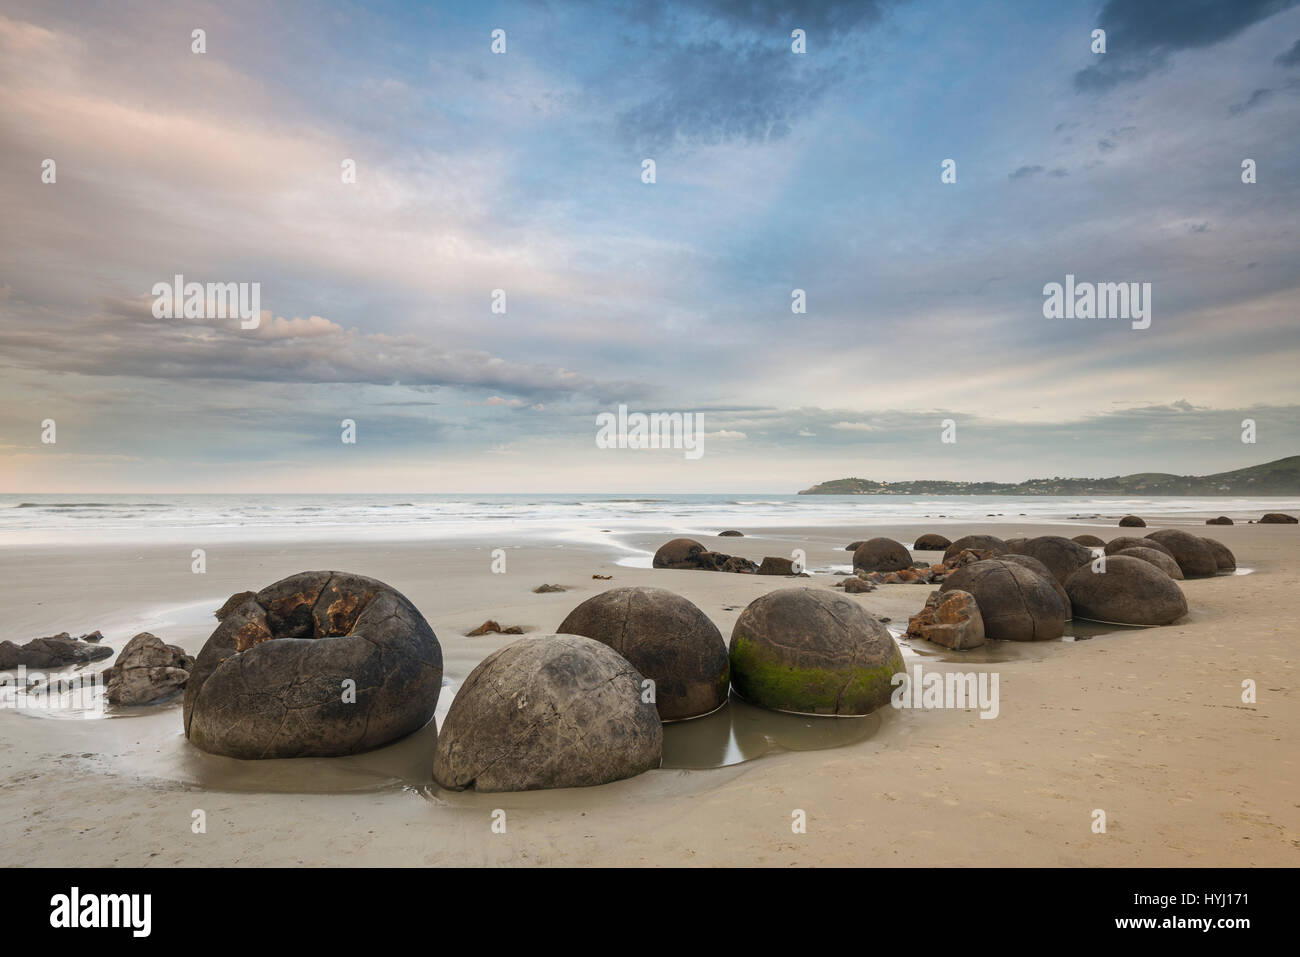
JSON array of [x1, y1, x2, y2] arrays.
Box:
[[1074, 0, 1298, 92]]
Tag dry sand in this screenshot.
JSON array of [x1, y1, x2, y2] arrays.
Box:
[[0, 519, 1296, 866]]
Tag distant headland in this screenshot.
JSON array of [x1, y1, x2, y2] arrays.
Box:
[[798, 455, 1300, 496]]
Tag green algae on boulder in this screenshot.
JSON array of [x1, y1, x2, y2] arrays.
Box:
[[728, 588, 903, 716]]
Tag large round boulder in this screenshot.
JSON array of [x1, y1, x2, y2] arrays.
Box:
[[942, 535, 1009, 562], [1119, 515, 1146, 527], [1144, 529, 1218, 578], [1017, 536, 1095, 587], [184, 571, 443, 759], [939, 560, 1068, 641], [1115, 547, 1184, 580], [852, 537, 912, 573], [1072, 534, 1105, 547], [913, 533, 951, 551], [1104, 536, 1173, 558], [433, 635, 662, 792], [557, 587, 729, 721], [1206, 516, 1233, 526], [1260, 513, 1298, 524], [1064, 556, 1187, 625], [997, 554, 1073, 618], [1200, 537, 1236, 572], [1002, 538, 1028, 554], [652, 538, 708, 569], [728, 588, 903, 715]]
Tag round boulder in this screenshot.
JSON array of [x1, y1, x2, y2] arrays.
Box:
[[852, 537, 912, 573], [1200, 537, 1236, 572], [1115, 547, 1184, 580], [433, 635, 662, 792], [1206, 516, 1233, 526], [653, 538, 708, 569], [1072, 534, 1105, 547], [913, 533, 952, 551], [557, 587, 729, 721], [997, 553, 1073, 618], [1144, 529, 1218, 578], [1119, 515, 1146, 527], [728, 588, 903, 715], [1065, 556, 1187, 625], [1017, 536, 1095, 587], [718, 529, 744, 537], [942, 535, 1009, 563], [939, 560, 1067, 641], [184, 571, 443, 759], [1104, 536, 1173, 558], [1003, 538, 1028, 554], [1260, 513, 1298, 524]]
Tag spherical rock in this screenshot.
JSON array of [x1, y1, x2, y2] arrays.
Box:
[[433, 635, 662, 792], [1115, 547, 1184, 580], [184, 571, 443, 759], [912, 533, 951, 551], [852, 537, 912, 573], [1260, 513, 1298, 524], [1072, 534, 1105, 547], [1016, 536, 1095, 587], [1002, 538, 1028, 554], [1119, 515, 1146, 527], [1200, 537, 1236, 572], [1064, 556, 1187, 625], [939, 560, 1067, 641], [718, 530, 744, 537], [1206, 516, 1233, 526], [845, 541, 865, 552], [652, 538, 708, 569], [728, 588, 903, 715], [1104, 536, 1173, 558], [557, 587, 729, 721], [942, 535, 1009, 563], [997, 553, 1073, 618], [1144, 530, 1218, 578]]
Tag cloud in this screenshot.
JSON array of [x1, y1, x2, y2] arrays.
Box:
[[1074, 0, 1298, 92], [1276, 37, 1300, 64], [1009, 164, 1044, 180], [1229, 87, 1274, 114]]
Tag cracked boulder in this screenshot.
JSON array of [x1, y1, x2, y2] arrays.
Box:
[[728, 588, 903, 715], [183, 571, 443, 759], [558, 587, 728, 721], [432, 634, 662, 792], [1016, 535, 1095, 587], [939, 559, 1068, 641], [996, 553, 1073, 618], [1144, 529, 1218, 579], [105, 632, 194, 705], [1115, 546, 1184, 580], [1200, 537, 1236, 572]]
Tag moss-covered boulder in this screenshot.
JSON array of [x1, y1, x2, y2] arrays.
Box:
[[728, 588, 903, 715], [557, 587, 728, 721]]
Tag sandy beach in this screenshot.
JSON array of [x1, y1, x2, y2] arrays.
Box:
[[1, 516, 1295, 867]]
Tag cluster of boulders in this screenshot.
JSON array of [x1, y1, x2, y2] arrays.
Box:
[[435, 585, 902, 792], [651, 538, 807, 576], [885, 527, 1240, 644]]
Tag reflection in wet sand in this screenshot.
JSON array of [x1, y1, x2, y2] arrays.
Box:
[[660, 693, 881, 769]]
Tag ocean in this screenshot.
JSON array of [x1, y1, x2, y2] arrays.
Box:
[[2, 493, 1297, 547]]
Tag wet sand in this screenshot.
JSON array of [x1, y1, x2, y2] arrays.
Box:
[[0, 519, 1296, 866]]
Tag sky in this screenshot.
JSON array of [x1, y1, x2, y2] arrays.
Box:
[[1, 0, 1298, 493]]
